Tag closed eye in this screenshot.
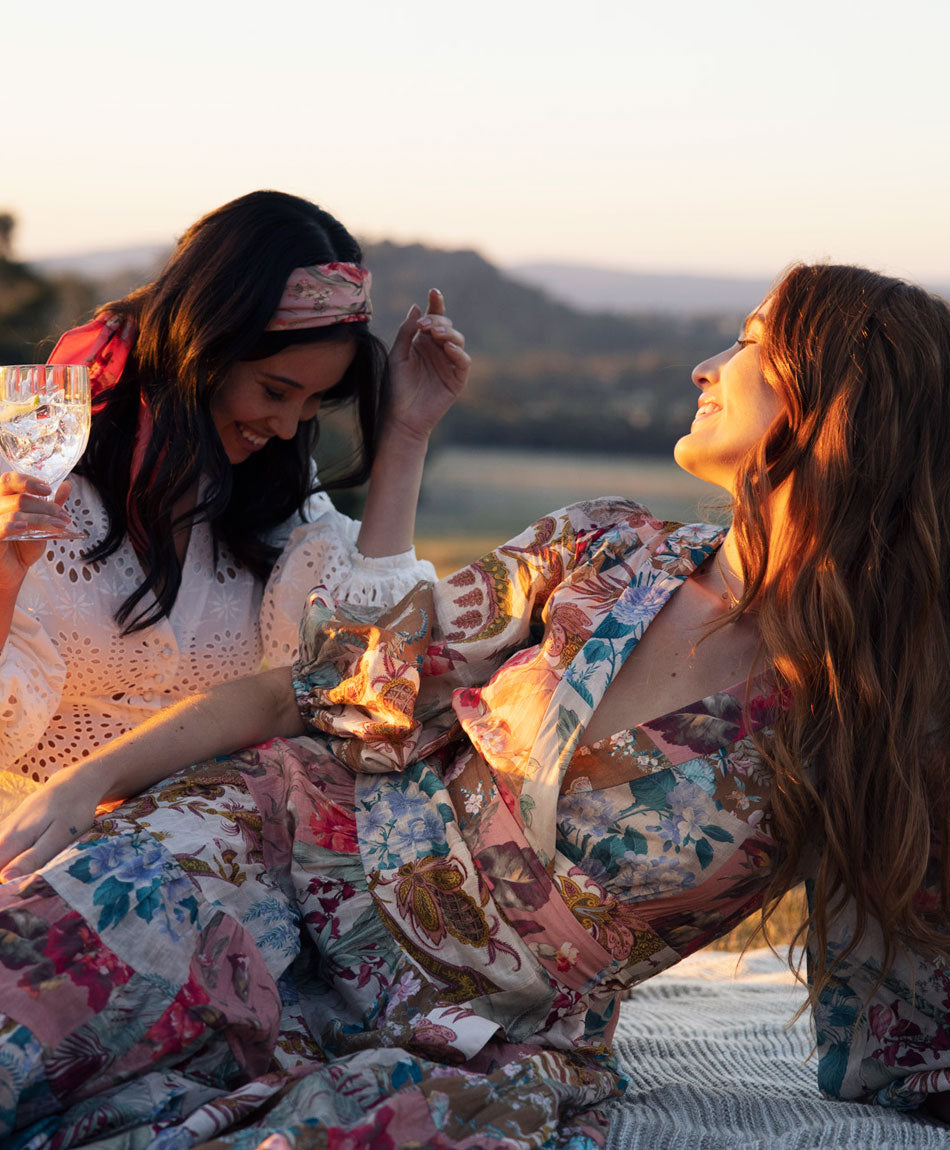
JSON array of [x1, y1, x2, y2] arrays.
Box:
[[262, 384, 285, 401]]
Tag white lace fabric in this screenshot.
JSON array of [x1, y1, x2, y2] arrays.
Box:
[[0, 475, 435, 789]]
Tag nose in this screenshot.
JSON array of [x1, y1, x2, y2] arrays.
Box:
[[269, 405, 303, 440], [691, 347, 731, 389]]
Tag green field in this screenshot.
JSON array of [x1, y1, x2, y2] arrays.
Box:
[[416, 446, 726, 572]]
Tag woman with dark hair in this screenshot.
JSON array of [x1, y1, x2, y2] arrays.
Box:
[[1, 263, 949, 1147], [0, 190, 469, 798]]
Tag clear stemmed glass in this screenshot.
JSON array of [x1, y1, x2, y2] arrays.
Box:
[[0, 364, 91, 541]]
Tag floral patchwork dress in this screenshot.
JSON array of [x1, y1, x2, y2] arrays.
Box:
[[0, 499, 948, 1149]]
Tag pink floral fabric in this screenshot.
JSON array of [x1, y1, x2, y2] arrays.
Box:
[[0, 499, 947, 1148], [266, 263, 372, 330]]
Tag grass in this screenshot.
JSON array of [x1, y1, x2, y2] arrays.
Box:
[[704, 885, 807, 953], [417, 536, 504, 576]]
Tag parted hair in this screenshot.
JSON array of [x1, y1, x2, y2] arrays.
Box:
[[76, 190, 387, 633], [729, 264, 950, 1001]]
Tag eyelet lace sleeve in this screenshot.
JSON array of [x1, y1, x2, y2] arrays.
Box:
[[0, 605, 66, 775], [260, 493, 437, 667]]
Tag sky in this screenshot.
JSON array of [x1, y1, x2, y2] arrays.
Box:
[[6, 0, 949, 282]]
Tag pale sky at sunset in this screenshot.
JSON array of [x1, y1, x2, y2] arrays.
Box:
[[7, 0, 949, 282]]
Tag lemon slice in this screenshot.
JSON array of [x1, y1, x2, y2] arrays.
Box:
[[0, 396, 40, 421]]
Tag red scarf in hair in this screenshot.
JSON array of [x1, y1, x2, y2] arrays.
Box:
[[48, 314, 153, 549]]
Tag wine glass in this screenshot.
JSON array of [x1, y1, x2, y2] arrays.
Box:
[[0, 364, 91, 541]]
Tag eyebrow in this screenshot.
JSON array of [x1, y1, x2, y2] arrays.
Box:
[[261, 372, 303, 390]]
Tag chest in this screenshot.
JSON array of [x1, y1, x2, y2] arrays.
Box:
[[581, 576, 763, 747]]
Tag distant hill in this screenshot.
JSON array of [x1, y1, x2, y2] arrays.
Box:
[[359, 241, 738, 455], [30, 245, 170, 279], [5, 240, 760, 457], [25, 246, 950, 318], [508, 263, 772, 315], [29, 246, 170, 308], [362, 241, 740, 352], [510, 261, 950, 315]]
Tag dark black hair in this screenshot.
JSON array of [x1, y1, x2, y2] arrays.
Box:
[[75, 190, 386, 633]]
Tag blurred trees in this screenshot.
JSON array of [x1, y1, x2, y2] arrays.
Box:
[[0, 214, 98, 363]]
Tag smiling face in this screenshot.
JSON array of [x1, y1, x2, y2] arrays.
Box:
[[210, 339, 356, 463], [673, 300, 785, 493]]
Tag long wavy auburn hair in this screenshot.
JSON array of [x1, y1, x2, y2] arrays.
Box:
[[727, 264, 950, 1005]]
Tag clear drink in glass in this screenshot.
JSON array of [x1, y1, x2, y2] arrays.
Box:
[[0, 364, 91, 541]]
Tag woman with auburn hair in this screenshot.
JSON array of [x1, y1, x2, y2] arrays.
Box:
[[0, 263, 948, 1147], [0, 190, 469, 802]]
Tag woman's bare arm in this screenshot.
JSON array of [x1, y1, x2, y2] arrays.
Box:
[[0, 664, 303, 879]]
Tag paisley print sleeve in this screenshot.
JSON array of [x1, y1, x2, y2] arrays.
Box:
[[291, 500, 658, 775]]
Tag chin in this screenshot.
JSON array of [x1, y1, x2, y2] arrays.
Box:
[[672, 433, 699, 476], [673, 434, 730, 492]]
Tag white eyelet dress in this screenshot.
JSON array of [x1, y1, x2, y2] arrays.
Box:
[[0, 475, 435, 802]]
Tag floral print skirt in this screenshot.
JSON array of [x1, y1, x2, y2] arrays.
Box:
[[0, 736, 616, 1148]]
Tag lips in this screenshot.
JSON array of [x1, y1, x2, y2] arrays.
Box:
[[236, 422, 269, 451], [693, 395, 722, 423]]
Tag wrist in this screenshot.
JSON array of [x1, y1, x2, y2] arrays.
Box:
[[59, 758, 118, 807], [375, 422, 432, 458], [0, 568, 28, 597]]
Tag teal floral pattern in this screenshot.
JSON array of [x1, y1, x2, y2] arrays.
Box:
[[0, 499, 945, 1147]]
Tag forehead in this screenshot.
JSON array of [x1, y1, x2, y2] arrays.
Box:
[[743, 296, 773, 332]]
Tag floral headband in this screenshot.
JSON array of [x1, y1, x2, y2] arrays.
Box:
[[265, 262, 372, 331]]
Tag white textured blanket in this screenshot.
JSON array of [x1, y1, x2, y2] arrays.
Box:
[[605, 949, 950, 1149]]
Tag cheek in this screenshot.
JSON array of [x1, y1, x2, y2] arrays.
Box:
[[212, 379, 256, 424], [761, 388, 786, 428]]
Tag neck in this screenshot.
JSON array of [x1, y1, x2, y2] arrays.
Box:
[[718, 530, 743, 584], [720, 481, 794, 602]]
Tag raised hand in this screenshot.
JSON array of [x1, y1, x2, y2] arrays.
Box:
[[385, 289, 470, 445]]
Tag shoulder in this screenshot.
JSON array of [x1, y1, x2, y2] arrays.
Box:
[[261, 489, 347, 551], [553, 498, 722, 569], [552, 496, 670, 548], [557, 496, 661, 527]]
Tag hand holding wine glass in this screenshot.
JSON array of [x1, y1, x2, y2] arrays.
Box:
[[0, 365, 91, 574]]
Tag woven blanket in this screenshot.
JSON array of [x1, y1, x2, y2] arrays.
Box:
[[605, 949, 950, 1149]]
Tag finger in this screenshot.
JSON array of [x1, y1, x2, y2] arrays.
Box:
[[444, 344, 471, 382], [0, 491, 72, 516], [417, 321, 465, 349], [0, 471, 52, 497], [1, 845, 48, 880], [389, 304, 422, 361], [53, 479, 72, 508], [0, 499, 73, 535], [0, 817, 51, 873], [0, 817, 82, 879], [425, 289, 446, 317]]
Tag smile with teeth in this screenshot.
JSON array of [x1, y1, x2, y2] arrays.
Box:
[[236, 422, 269, 449], [693, 395, 722, 423]]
